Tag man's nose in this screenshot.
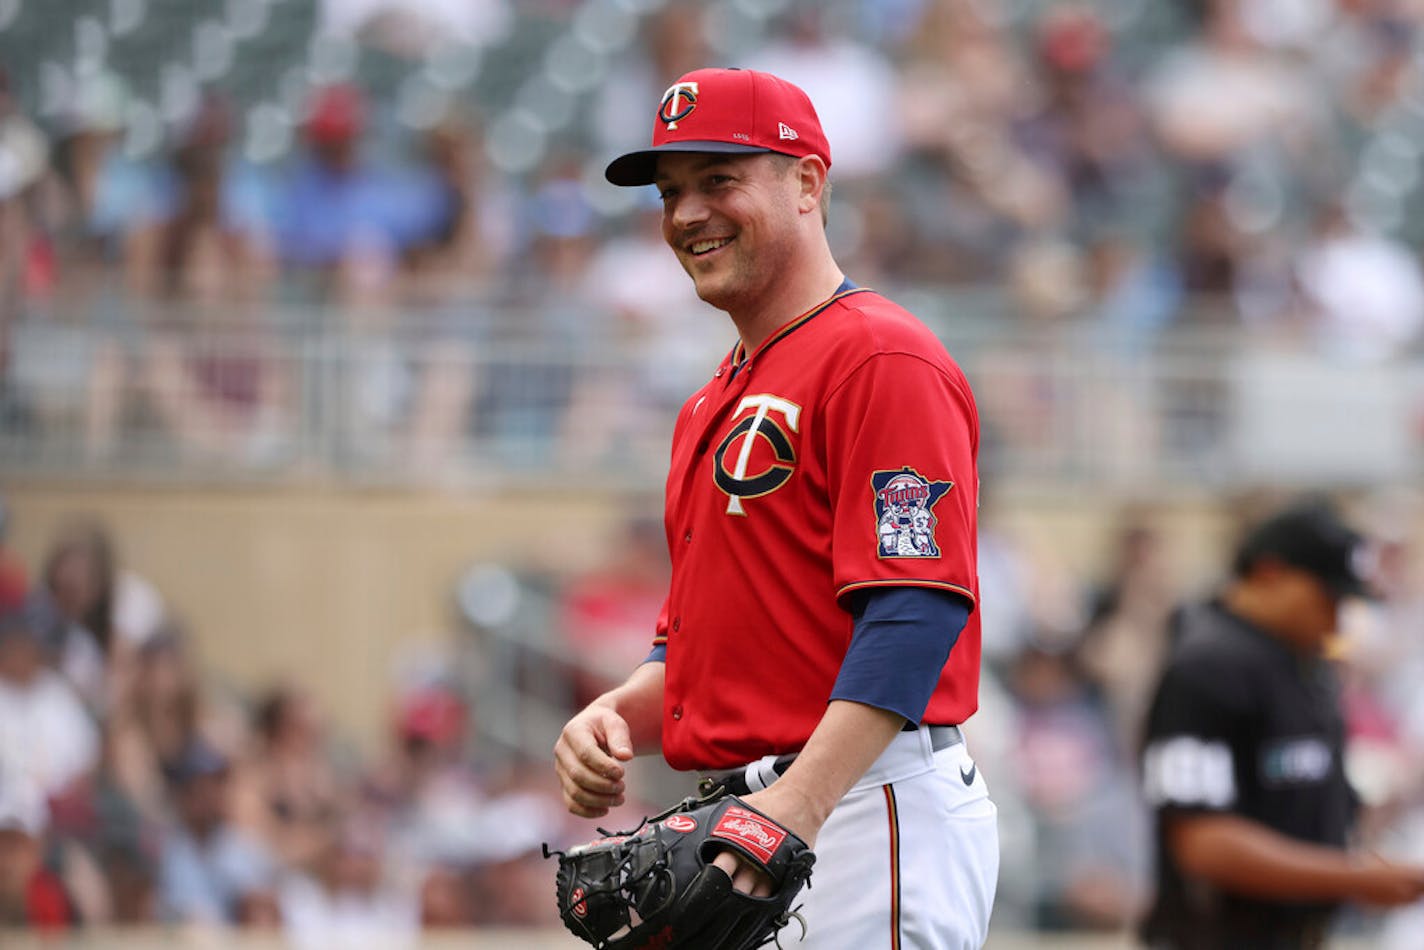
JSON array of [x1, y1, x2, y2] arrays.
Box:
[[667, 191, 710, 232]]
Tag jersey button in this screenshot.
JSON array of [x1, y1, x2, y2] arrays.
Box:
[[672, 617, 681, 632], [671, 705, 683, 720], [683, 531, 692, 543]]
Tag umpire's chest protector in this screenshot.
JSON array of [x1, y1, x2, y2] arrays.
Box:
[[657, 287, 984, 771]]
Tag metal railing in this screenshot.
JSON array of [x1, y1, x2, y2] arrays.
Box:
[[3, 293, 1421, 493]]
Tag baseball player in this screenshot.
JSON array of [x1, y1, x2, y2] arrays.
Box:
[[553, 68, 998, 947]]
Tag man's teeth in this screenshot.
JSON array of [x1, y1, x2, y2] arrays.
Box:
[[691, 238, 731, 254]]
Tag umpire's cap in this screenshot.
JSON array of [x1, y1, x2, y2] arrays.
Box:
[[605, 68, 831, 187], [1232, 499, 1372, 598]]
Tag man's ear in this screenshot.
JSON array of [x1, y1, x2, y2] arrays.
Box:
[[795, 155, 828, 215]]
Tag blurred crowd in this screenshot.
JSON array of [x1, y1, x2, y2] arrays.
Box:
[[0, 500, 594, 939], [6, 488, 1424, 941], [1, 0, 1423, 474]]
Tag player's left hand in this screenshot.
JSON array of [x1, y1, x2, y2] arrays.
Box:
[[711, 784, 824, 897]]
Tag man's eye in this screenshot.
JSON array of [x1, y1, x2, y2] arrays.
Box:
[[659, 188, 677, 201]]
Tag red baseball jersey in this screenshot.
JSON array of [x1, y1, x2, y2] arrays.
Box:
[[655, 286, 982, 771]]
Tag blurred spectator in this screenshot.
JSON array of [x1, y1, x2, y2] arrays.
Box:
[[1014, 5, 1156, 239], [0, 603, 100, 800], [1077, 513, 1180, 752], [155, 737, 274, 925], [403, 116, 515, 288], [474, 158, 601, 466], [363, 682, 567, 920], [0, 773, 73, 930], [1006, 643, 1149, 931], [1006, 237, 1090, 324], [1084, 229, 1184, 353], [1331, 11, 1417, 129], [38, 517, 167, 710], [78, 734, 159, 924], [131, 94, 294, 467], [1145, 0, 1328, 169], [273, 84, 447, 295], [559, 514, 669, 705], [743, 5, 903, 182], [329, 116, 506, 476], [126, 94, 273, 302], [0, 73, 132, 462], [107, 628, 207, 825], [236, 685, 345, 874], [47, 71, 158, 263], [895, 0, 1066, 280], [1295, 201, 1424, 363], [0, 73, 56, 312], [278, 819, 419, 950], [417, 863, 475, 927]]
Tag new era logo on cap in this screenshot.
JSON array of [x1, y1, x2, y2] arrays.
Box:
[[604, 68, 832, 186]]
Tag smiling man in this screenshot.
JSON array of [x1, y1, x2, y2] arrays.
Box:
[[551, 68, 999, 948]]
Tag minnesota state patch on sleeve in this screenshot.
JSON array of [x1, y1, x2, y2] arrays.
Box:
[[873, 467, 952, 558]]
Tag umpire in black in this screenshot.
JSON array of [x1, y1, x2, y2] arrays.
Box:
[[1139, 498, 1424, 949]]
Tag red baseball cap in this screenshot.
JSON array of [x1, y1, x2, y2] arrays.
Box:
[[604, 67, 832, 187]]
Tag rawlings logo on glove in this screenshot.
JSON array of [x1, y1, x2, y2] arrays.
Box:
[[543, 789, 816, 950]]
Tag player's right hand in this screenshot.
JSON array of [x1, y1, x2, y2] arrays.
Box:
[[1350, 854, 1424, 906], [553, 702, 634, 818]]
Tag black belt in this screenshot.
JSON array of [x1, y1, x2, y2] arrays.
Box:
[[698, 725, 963, 798]]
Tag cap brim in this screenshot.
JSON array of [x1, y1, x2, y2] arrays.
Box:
[[604, 141, 773, 186]]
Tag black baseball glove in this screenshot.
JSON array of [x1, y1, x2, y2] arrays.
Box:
[[543, 788, 816, 949]]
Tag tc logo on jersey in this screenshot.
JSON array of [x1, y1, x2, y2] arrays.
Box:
[[714, 395, 801, 516], [660, 81, 698, 130], [872, 467, 952, 558]]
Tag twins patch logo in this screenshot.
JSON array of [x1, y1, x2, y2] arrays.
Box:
[[663, 815, 697, 833], [872, 467, 952, 558], [711, 806, 786, 864]]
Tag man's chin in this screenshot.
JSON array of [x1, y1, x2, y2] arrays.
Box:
[[692, 277, 734, 310]]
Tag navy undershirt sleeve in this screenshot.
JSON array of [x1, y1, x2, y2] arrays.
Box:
[[644, 644, 668, 664], [829, 587, 970, 724]]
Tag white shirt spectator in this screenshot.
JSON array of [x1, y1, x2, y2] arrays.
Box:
[[0, 667, 100, 797], [1298, 228, 1424, 363], [1146, 42, 1323, 162], [279, 872, 420, 950]]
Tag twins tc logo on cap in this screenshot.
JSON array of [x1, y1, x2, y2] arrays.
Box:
[[660, 81, 699, 130], [873, 467, 952, 558]]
